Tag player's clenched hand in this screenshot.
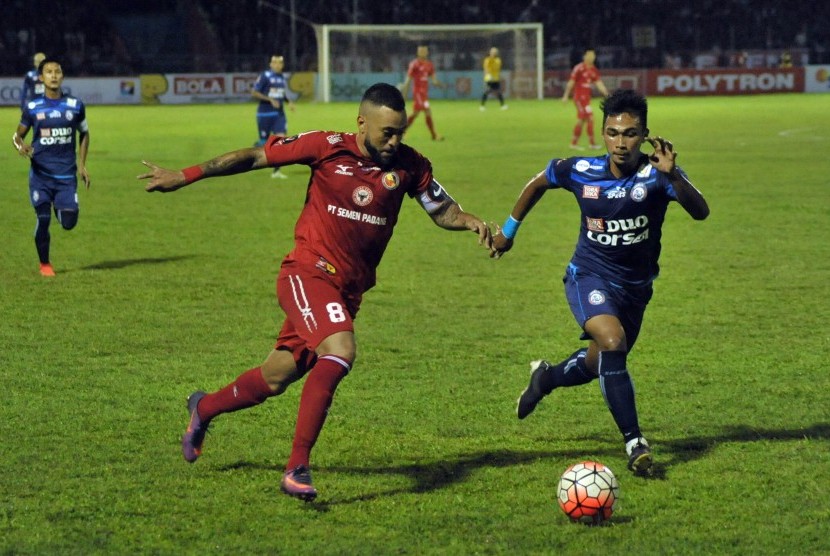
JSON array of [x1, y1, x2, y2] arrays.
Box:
[[646, 136, 677, 175], [490, 225, 514, 259], [138, 160, 187, 192]]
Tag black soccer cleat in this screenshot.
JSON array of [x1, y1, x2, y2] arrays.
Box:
[[516, 360, 552, 419], [626, 439, 654, 476]]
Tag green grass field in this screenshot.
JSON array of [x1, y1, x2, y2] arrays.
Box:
[[1, 93, 828, 554]]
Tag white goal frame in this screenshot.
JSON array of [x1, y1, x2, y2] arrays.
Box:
[[314, 23, 544, 102]]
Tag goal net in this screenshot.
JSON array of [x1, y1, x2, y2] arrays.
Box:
[[314, 23, 544, 102]]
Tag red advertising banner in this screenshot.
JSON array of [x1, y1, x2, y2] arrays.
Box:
[[647, 68, 805, 96]]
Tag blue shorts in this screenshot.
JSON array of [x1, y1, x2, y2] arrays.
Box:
[[563, 264, 653, 350], [29, 171, 78, 211], [257, 111, 287, 140]]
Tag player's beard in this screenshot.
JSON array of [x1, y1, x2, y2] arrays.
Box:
[[364, 138, 397, 168]]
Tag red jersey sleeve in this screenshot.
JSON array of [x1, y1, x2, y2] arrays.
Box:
[[263, 131, 330, 167]]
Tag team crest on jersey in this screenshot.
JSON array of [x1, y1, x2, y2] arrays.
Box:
[[586, 217, 604, 232], [352, 185, 373, 206], [326, 133, 343, 145], [630, 183, 647, 202], [588, 290, 606, 305], [382, 172, 400, 190], [582, 185, 600, 199], [66, 111, 74, 121]]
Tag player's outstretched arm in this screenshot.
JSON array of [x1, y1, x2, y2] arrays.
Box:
[[138, 147, 269, 193], [430, 202, 493, 250], [491, 171, 550, 259], [646, 136, 709, 220]]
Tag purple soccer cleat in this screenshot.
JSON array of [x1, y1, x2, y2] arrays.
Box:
[[280, 465, 318, 502], [182, 391, 210, 463]]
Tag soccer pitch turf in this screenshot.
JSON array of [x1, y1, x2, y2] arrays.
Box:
[[1, 94, 828, 554]]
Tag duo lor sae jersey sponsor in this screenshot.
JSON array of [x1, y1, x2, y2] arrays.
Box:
[[20, 95, 87, 179], [546, 154, 681, 286], [263, 131, 438, 295]]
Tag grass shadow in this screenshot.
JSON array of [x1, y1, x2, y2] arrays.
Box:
[[212, 422, 829, 510], [78, 255, 196, 271]]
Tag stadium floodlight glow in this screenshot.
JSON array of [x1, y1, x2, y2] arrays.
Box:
[[315, 23, 544, 102]]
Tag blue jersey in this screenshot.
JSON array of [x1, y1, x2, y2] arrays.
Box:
[[21, 69, 44, 110], [20, 95, 88, 180], [253, 70, 289, 114], [546, 154, 681, 287]]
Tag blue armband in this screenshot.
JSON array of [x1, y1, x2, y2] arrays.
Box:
[[502, 215, 522, 239]]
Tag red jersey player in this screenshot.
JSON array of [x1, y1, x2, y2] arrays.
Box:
[[138, 83, 491, 502], [400, 45, 445, 141], [561, 48, 609, 150]]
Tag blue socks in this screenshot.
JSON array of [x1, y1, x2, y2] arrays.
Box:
[[598, 350, 641, 443]]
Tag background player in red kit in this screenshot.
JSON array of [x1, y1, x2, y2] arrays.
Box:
[[138, 83, 491, 502], [400, 45, 445, 141], [561, 48, 609, 150]]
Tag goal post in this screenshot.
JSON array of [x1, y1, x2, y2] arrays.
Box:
[[314, 23, 544, 102]]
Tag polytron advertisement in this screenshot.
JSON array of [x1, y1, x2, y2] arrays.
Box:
[[1, 67, 827, 106]]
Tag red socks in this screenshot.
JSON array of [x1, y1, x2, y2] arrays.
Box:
[[286, 355, 351, 470], [197, 367, 273, 422], [426, 115, 437, 139]]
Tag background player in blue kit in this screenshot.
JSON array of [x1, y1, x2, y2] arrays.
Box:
[[20, 52, 46, 111], [13, 57, 91, 277], [251, 54, 294, 178], [491, 89, 709, 475]]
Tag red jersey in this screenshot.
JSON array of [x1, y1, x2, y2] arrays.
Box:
[[264, 131, 434, 295], [407, 58, 435, 96], [569, 62, 601, 101]]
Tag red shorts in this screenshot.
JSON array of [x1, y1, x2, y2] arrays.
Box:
[[275, 261, 360, 371], [573, 96, 594, 120], [412, 89, 430, 111]]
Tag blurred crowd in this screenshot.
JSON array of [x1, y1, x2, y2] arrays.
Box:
[[1, 0, 826, 76]]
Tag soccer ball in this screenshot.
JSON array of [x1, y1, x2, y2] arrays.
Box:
[[557, 461, 619, 524]]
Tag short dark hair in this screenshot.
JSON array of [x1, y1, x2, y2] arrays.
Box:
[[361, 83, 405, 112], [37, 57, 62, 74], [601, 89, 648, 129]]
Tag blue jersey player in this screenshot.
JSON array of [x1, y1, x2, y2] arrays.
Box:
[[251, 54, 295, 178], [20, 52, 46, 111], [491, 89, 709, 475], [13, 57, 91, 277]]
